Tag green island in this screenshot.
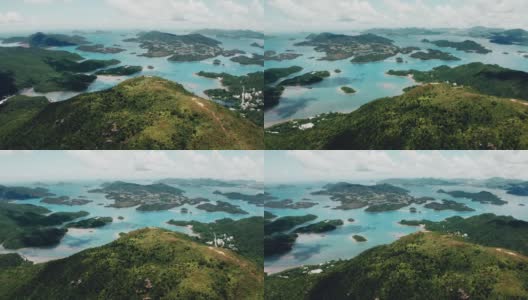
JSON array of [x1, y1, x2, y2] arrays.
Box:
[[387, 63, 528, 101], [0, 202, 88, 249], [294, 219, 344, 233], [264, 211, 277, 220], [265, 230, 528, 299], [2, 32, 89, 47], [213, 190, 276, 206], [422, 39, 491, 54], [400, 213, 528, 256], [251, 42, 264, 49], [265, 214, 318, 235], [94, 65, 142, 76], [65, 216, 113, 228], [87, 181, 208, 211], [506, 182, 528, 196], [193, 29, 265, 39], [124, 31, 227, 62], [340, 86, 356, 94], [0, 47, 122, 98], [352, 234, 367, 242], [264, 66, 303, 85], [437, 189, 507, 205], [195, 71, 263, 126], [0, 76, 263, 149], [263, 66, 304, 110], [265, 83, 528, 150], [310, 183, 419, 211], [264, 50, 303, 61], [488, 28, 528, 45], [423, 199, 475, 212], [264, 199, 317, 209], [230, 54, 264, 66], [264, 214, 318, 257], [351, 52, 396, 63], [41, 196, 92, 206], [77, 44, 125, 54], [0, 185, 53, 200], [295, 33, 399, 61], [399, 46, 421, 54], [167, 217, 263, 265], [0, 228, 263, 299], [196, 201, 248, 215], [410, 49, 461, 61], [279, 71, 330, 86]]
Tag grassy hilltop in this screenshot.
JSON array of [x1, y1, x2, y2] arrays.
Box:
[[0, 76, 263, 149], [0, 228, 263, 300]]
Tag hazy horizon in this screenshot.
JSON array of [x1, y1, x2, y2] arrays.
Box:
[[0, 151, 264, 183], [265, 151, 528, 183]]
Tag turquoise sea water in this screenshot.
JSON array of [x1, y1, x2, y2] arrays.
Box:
[[0, 180, 263, 263], [264, 32, 528, 127], [0, 30, 263, 102], [264, 182, 528, 273]]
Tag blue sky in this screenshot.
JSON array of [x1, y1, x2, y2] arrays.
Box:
[[0, 151, 264, 183], [265, 151, 528, 183], [264, 0, 528, 32], [0, 0, 264, 33]]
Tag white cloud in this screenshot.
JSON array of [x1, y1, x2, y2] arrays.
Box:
[[0, 11, 23, 24], [105, 0, 264, 30], [279, 151, 528, 182], [265, 0, 528, 31], [64, 150, 263, 181]]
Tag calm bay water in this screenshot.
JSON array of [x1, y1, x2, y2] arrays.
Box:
[[264, 182, 528, 273], [0, 180, 263, 263], [264, 32, 528, 127], [0, 30, 263, 102]]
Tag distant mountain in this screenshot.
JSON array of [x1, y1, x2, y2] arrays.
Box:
[[0, 228, 263, 299], [364, 27, 445, 36], [2, 32, 89, 47], [0, 76, 263, 149], [379, 178, 462, 186], [193, 29, 265, 39], [265, 83, 528, 149]]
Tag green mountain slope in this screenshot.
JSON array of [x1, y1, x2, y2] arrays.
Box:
[[388, 63, 528, 101], [266, 232, 528, 300], [266, 84, 528, 149], [1, 76, 263, 149], [0, 228, 263, 299]]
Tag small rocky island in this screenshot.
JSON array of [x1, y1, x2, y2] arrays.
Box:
[[341, 86, 356, 94]]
